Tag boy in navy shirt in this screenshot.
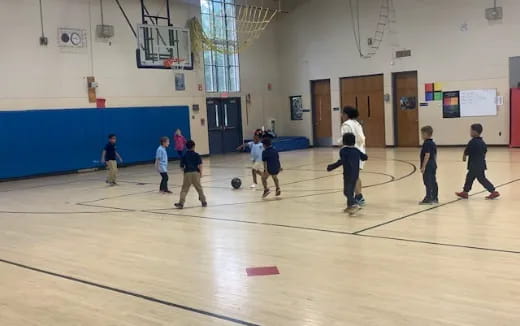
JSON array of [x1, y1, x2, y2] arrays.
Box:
[[175, 140, 207, 209], [101, 134, 123, 186], [456, 124, 500, 200], [419, 126, 438, 205], [261, 137, 282, 198], [327, 133, 368, 215]]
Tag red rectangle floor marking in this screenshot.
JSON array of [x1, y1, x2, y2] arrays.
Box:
[[246, 266, 280, 277]]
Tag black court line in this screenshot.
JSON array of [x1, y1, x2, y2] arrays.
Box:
[[146, 208, 520, 256], [76, 202, 137, 212], [78, 189, 157, 205], [0, 258, 260, 326], [75, 159, 416, 214], [353, 177, 520, 235], [0, 210, 128, 215], [91, 158, 416, 211], [355, 234, 520, 255], [145, 209, 357, 235], [0, 177, 102, 193]]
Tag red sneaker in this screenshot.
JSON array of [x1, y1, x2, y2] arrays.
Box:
[[455, 191, 469, 199], [486, 191, 500, 200]]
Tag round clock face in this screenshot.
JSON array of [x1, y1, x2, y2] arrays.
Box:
[[70, 32, 82, 46]]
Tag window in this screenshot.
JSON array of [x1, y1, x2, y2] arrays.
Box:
[[200, 0, 240, 92]]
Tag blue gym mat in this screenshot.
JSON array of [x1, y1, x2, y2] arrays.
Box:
[[244, 136, 310, 152]]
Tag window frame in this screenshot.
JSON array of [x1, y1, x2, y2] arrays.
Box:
[[200, 0, 240, 93]]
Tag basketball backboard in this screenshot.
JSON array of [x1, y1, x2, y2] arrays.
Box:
[[136, 24, 192, 69]]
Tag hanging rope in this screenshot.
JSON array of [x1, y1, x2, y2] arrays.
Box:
[[348, 0, 394, 59]]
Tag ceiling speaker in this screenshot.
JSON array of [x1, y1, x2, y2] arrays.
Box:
[[485, 6, 503, 20]]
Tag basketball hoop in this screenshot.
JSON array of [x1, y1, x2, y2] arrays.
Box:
[[163, 57, 186, 70]]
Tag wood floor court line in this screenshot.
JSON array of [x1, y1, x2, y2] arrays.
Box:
[[352, 177, 520, 234], [355, 234, 520, 255], [75, 157, 417, 211], [0, 258, 261, 326]]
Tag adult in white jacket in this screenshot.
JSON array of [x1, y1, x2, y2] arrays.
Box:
[[338, 106, 366, 205]]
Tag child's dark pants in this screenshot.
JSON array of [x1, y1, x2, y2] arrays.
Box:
[[423, 167, 438, 201], [344, 177, 357, 207], [463, 169, 495, 193]]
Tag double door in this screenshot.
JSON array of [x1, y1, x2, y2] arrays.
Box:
[[340, 74, 386, 147], [207, 97, 243, 154]]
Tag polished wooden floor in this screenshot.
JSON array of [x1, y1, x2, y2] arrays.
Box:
[[1, 147, 520, 325]]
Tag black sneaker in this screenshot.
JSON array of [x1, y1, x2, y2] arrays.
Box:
[[201, 202, 208, 207], [164, 190, 173, 194], [174, 203, 184, 209], [419, 199, 434, 205], [262, 189, 271, 198], [275, 188, 281, 196]]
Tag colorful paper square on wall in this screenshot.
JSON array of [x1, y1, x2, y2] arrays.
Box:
[[425, 83, 434, 93], [434, 91, 443, 101], [426, 92, 434, 101], [434, 82, 443, 92]]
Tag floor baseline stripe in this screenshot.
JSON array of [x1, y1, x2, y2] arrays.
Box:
[[0, 258, 260, 326]]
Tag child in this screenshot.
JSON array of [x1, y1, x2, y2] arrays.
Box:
[[174, 140, 207, 209], [236, 129, 264, 189], [339, 106, 367, 206], [156, 136, 171, 194], [419, 126, 438, 205], [261, 137, 282, 198], [456, 124, 500, 200], [327, 133, 368, 215], [174, 129, 187, 158], [101, 134, 123, 186]]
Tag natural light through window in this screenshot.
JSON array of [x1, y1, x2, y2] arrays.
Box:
[[200, 0, 240, 93]]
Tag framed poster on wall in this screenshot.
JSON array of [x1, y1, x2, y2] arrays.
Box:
[[443, 91, 460, 118], [290, 96, 303, 120]]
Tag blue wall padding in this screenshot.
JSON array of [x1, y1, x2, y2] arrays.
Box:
[[244, 136, 310, 153], [0, 106, 190, 179]]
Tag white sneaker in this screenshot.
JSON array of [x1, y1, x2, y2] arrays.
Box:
[[250, 184, 257, 189]]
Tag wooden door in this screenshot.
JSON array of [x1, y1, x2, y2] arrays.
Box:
[[311, 79, 332, 146], [340, 74, 386, 147], [393, 71, 419, 147]]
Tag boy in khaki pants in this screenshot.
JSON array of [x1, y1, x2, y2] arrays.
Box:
[[101, 134, 123, 186], [175, 140, 207, 209]]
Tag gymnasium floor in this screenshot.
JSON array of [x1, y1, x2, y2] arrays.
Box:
[[1, 147, 520, 325]]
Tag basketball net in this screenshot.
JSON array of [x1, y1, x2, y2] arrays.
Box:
[[163, 57, 187, 70]]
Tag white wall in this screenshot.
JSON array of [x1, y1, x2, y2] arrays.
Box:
[[275, 0, 520, 145], [239, 19, 284, 137], [0, 0, 280, 154]]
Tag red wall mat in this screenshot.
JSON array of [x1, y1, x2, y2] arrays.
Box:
[[511, 88, 520, 147]]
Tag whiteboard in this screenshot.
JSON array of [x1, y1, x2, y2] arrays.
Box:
[[460, 89, 497, 117]]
